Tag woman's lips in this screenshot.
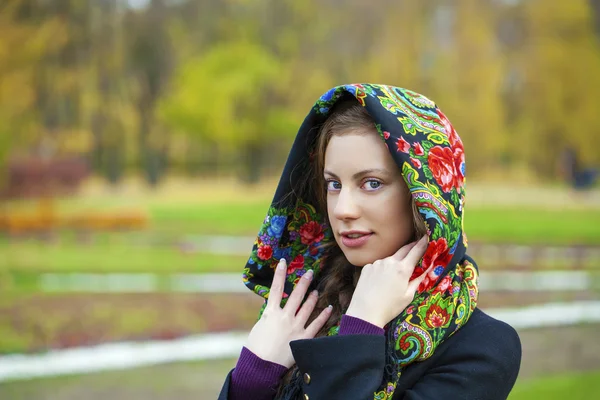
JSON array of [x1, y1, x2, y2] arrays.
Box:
[[340, 233, 373, 248]]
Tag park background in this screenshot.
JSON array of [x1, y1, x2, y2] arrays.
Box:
[[0, 0, 599, 398]]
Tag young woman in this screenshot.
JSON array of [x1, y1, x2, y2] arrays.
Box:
[[218, 84, 522, 399]]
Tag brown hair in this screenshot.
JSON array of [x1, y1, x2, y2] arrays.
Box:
[[276, 98, 427, 399]]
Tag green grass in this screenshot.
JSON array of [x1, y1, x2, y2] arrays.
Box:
[[148, 202, 600, 245], [6, 190, 600, 242], [2, 190, 600, 279], [1, 203, 598, 278], [151, 202, 600, 245], [148, 200, 267, 236], [509, 370, 600, 400], [0, 241, 249, 274], [465, 207, 600, 245]]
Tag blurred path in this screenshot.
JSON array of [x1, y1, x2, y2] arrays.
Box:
[[35, 270, 600, 293]]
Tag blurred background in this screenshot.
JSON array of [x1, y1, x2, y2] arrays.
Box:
[[0, 0, 599, 398]]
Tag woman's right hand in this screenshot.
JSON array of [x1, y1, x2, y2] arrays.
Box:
[[345, 236, 431, 329], [245, 258, 333, 368]]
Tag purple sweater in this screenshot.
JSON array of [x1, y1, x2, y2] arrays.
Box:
[[229, 315, 385, 400]]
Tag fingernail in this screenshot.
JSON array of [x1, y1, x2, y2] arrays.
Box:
[[311, 290, 318, 296], [303, 270, 314, 280], [327, 304, 333, 310], [277, 259, 286, 270]]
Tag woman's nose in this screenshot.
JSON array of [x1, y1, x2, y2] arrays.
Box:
[[333, 189, 360, 220]]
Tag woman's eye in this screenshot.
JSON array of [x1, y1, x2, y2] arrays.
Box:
[[363, 180, 382, 191], [326, 180, 341, 191]]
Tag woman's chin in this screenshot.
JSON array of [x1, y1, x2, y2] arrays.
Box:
[[343, 251, 380, 268]]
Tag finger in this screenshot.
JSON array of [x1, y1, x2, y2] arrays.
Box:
[[295, 289, 319, 323], [407, 264, 435, 293], [267, 259, 287, 309], [390, 239, 419, 261], [304, 305, 333, 338], [283, 269, 314, 314], [402, 235, 429, 268]]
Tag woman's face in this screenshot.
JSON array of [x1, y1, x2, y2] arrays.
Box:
[[324, 130, 415, 267]]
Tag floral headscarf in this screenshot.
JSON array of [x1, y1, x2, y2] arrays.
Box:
[[243, 84, 478, 399]]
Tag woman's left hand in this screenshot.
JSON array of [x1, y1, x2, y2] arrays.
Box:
[[244, 259, 333, 368], [345, 236, 431, 328]]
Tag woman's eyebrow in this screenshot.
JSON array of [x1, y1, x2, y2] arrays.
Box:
[[323, 168, 389, 180]]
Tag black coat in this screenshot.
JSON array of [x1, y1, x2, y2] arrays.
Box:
[[218, 308, 521, 399]]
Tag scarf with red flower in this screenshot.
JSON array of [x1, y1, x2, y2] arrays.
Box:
[[243, 84, 479, 399]]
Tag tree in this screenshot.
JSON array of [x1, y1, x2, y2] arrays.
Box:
[[514, 0, 600, 177], [427, 0, 507, 178], [0, 0, 67, 176], [127, 0, 174, 186], [159, 39, 297, 183]]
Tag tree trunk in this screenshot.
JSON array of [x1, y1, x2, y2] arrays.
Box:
[[240, 141, 263, 185]]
